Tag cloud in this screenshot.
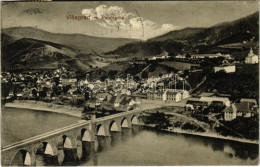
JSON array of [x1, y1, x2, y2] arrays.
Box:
[[82, 5, 179, 39], [82, 5, 133, 29], [161, 24, 179, 31], [82, 8, 96, 20]]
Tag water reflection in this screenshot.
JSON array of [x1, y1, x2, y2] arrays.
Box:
[[80, 142, 98, 166], [33, 125, 258, 166], [180, 131, 259, 161]]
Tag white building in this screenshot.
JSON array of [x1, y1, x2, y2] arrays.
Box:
[[174, 89, 189, 99], [245, 48, 258, 64], [224, 104, 237, 121], [199, 97, 231, 107], [166, 91, 182, 102], [214, 65, 236, 73]]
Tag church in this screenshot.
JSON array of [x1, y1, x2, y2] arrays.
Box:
[[245, 48, 259, 64]]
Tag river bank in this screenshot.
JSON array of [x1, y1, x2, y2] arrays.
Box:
[[140, 123, 259, 145], [167, 127, 259, 144], [4, 100, 82, 118]]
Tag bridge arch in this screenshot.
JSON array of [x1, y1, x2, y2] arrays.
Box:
[[10, 149, 32, 166], [81, 128, 92, 141], [109, 120, 119, 132], [62, 135, 73, 149], [131, 115, 139, 125], [121, 117, 129, 128], [96, 124, 106, 136]]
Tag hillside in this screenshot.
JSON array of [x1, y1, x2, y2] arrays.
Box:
[[105, 40, 186, 57], [2, 27, 138, 53], [151, 11, 259, 44], [1, 37, 106, 71], [149, 28, 205, 42], [106, 11, 259, 58]]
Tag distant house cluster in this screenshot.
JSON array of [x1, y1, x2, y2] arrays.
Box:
[[3, 67, 78, 100], [185, 93, 258, 122], [176, 53, 232, 60], [86, 92, 141, 112], [193, 53, 231, 59], [186, 96, 230, 111]]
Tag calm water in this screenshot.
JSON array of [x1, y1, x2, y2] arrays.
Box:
[[2, 107, 259, 165], [1, 107, 79, 146]]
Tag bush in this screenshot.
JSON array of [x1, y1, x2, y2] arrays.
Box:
[[143, 111, 170, 129]]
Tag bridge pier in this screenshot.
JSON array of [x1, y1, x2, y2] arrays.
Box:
[[30, 150, 36, 166], [81, 124, 96, 142], [126, 117, 133, 128]]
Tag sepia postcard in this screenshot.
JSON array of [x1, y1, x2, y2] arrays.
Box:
[[0, 1, 259, 166]]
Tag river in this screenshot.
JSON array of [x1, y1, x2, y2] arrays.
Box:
[[2, 107, 259, 165]]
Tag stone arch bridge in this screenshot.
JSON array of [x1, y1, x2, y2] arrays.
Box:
[[1, 110, 143, 166]]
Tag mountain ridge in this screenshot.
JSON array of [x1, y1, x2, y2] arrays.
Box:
[[2, 27, 139, 54], [107, 11, 259, 57]]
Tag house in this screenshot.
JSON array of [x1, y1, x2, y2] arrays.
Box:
[[214, 65, 236, 73], [245, 48, 258, 64], [147, 92, 154, 100], [199, 97, 230, 107], [186, 98, 208, 111], [119, 97, 136, 110], [224, 102, 256, 121], [176, 89, 189, 99], [154, 91, 167, 101], [224, 104, 237, 121], [86, 98, 101, 109], [166, 91, 181, 102], [235, 102, 255, 118], [61, 78, 77, 87], [96, 92, 112, 101], [109, 95, 124, 107]]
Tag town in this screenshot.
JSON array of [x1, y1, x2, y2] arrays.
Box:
[[1, 47, 259, 140]]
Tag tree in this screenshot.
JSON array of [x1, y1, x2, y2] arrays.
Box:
[[39, 90, 47, 98], [185, 53, 191, 59], [141, 71, 148, 78], [134, 76, 140, 81], [63, 85, 71, 94], [144, 111, 170, 130], [32, 89, 37, 97]]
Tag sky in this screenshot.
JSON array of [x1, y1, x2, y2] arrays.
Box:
[[1, 1, 259, 40]]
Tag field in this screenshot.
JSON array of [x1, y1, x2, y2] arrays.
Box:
[[159, 61, 200, 71]]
